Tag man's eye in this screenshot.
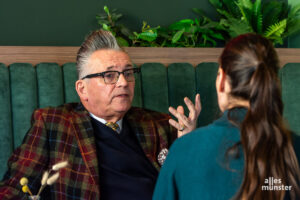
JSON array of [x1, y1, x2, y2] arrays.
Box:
[[104, 72, 115, 78], [124, 71, 134, 77]]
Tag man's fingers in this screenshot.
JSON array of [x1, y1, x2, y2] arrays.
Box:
[[169, 95, 201, 136], [169, 119, 182, 131], [169, 107, 190, 126], [176, 106, 185, 126], [177, 105, 184, 115], [183, 97, 196, 120], [195, 94, 202, 116]]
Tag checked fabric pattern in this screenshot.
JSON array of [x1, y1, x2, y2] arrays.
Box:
[[0, 103, 177, 199], [105, 122, 120, 133]]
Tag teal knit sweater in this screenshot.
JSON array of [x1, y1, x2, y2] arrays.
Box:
[[153, 108, 246, 200]]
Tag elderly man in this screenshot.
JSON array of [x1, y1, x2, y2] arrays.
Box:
[[0, 30, 201, 199]]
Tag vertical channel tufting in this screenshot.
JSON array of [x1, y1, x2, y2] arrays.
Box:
[[0, 63, 13, 178], [280, 63, 300, 135], [195, 62, 219, 127], [10, 63, 37, 148], [141, 63, 169, 113], [62, 63, 80, 103], [132, 64, 143, 108], [36, 63, 64, 108], [167, 63, 196, 117]]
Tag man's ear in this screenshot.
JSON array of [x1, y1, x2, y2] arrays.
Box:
[[75, 80, 88, 101]]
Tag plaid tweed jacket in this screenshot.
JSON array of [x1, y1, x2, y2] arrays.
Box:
[[0, 103, 177, 200]]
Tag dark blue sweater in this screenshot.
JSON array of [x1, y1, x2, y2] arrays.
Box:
[[91, 118, 158, 200]]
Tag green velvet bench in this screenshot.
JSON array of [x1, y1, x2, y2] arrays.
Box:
[[0, 47, 300, 179]]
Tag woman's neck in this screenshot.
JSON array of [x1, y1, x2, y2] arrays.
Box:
[[226, 98, 250, 110]]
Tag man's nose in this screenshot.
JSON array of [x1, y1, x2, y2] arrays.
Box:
[[116, 74, 128, 87]]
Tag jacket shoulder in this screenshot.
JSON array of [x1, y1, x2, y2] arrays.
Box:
[[32, 103, 86, 121], [127, 107, 171, 122]]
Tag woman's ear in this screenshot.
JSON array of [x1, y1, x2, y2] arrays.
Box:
[[75, 80, 88, 101], [216, 67, 231, 112], [216, 67, 226, 93]]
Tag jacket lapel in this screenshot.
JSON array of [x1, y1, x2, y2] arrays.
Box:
[[126, 107, 169, 171], [70, 104, 99, 187]]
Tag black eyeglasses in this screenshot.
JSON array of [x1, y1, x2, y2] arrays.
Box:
[[82, 68, 140, 84]]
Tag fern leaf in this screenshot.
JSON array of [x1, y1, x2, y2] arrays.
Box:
[[253, 0, 262, 33], [238, 0, 253, 10], [223, 0, 241, 18], [236, 0, 253, 26], [216, 9, 233, 19], [226, 18, 253, 38], [256, 14, 263, 34], [284, 18, 300, 37], [264, 19, 287, 38], [262, 1, 286, 31], [289, 3, 300, 18], [270, 36, 283, 45]]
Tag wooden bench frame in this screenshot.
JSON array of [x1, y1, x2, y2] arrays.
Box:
[[1, 46, 300, 67]]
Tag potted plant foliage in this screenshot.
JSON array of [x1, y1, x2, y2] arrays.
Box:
[[193, 0, 300, 45], [96, 0, 300, 47], [96, 6, 224, 47]]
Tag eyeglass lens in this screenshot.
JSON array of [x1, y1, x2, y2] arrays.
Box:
[[104, 69, 136, 84]]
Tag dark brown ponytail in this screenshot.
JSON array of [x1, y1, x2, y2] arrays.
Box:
[[220, 33, 300, 200]]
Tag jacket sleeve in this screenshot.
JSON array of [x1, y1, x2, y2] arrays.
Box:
[[168, 124, 178, 147], [0, 109, 49, 199], [156, 112, 177, 149]]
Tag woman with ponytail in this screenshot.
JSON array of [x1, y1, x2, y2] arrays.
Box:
[[153, 33, 300, 200]]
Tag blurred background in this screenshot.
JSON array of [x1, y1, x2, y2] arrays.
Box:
[[0, 0, 299, 47]]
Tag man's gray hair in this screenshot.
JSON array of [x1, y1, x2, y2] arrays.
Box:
[[76, 30, 122, 79]]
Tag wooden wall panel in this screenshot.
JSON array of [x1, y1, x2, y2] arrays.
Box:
[[1, 46, 299, 67]]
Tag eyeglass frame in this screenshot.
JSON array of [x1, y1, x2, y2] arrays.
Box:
[[81, 67, 140, 84]]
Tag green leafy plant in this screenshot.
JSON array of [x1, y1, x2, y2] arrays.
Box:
[[96, 6, 224, 47], [197, 0, 300, 45], [166, 16, 224, 47], [96, 6, 132, 46], [130, 21, 161, 47]]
